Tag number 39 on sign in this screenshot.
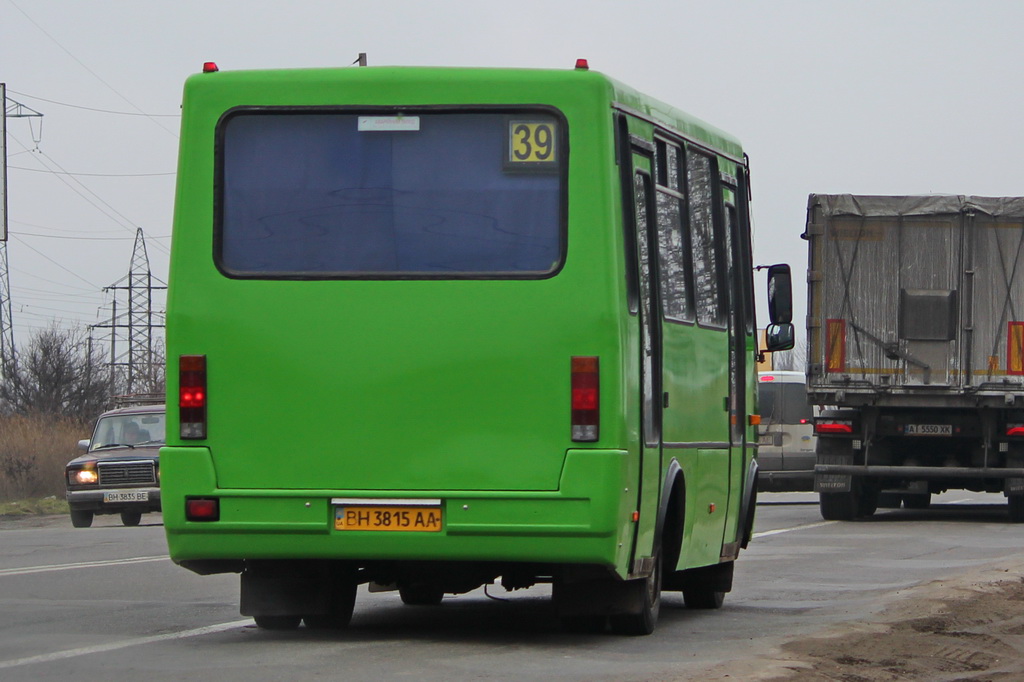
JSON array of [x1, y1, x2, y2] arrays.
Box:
[[508, 120, 557, 164]]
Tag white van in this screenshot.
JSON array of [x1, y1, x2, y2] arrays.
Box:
[[756, 371, 815, 492]]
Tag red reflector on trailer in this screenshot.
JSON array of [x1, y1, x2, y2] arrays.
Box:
[[186, 498, 219, 521], [816, 421, 853, 434], [571, 356, 599, 442], [203, 62, 219, 73]]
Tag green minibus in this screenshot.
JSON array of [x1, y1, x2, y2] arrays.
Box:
[[162, 61, 793, 635]]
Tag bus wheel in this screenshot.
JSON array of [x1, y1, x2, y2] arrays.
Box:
[[1008, 495, 1024, 523], [304, 579, 358, 629], [399, 583, 444, 606], [120, 510, 143, 526], [683, 586, 725, 610], [559, 614, 607, 633], [253, 615, 301, 630], [70, 509, 94, 528], [609, 553, 661, 636], [820, 491, 858, 521]]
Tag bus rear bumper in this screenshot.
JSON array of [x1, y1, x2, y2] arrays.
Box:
[[161, 447, 634, 570]]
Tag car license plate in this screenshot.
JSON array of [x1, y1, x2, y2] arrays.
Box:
[[103, 490, 149, 503], [758, 433, 774, 445], [333, 500, 442, 532], [905, 424, 952, 436]]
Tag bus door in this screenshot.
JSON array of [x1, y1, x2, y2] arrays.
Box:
[[722, 170, 756, 551], [629, 145, 664, 567]]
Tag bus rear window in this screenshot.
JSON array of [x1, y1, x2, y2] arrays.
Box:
[[217, 110, 565, 278]]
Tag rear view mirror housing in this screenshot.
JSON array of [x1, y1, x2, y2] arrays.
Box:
[[767, 264, 793, 325], [765, 322, 795, 352]]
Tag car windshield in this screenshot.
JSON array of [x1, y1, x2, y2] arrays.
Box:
[[758, 383, 812, 425], [91, 412, 166, 450]]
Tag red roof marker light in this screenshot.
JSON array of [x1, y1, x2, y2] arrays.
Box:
[[575, 58, 589, 71], [203, 62, 219, 73]]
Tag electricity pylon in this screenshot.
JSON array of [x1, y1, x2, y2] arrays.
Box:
[[93, 228, 166, 394], [1, 83, 44, 373]]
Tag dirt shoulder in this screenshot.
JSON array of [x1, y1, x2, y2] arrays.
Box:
[[697, 558, 1024, 681]]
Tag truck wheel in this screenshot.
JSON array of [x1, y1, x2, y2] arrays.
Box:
[[877, 492, 903, 508], [70, 509, 94, 528], [1008, 496, 1024, 523], [903, 493, 931, 510], [820, 491, 858, 521], [857, 486, 879, 518]]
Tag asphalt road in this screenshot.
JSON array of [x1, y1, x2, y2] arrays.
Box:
[[1, 491, 1022, 681]]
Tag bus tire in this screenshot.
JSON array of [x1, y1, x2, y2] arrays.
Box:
[[254, 615, 301, 630], [1008, 495, 1024, 523], [683, 586, 725, 610], [608, 552, 661, 636], [399, 583, 444, 606], [820, 491, 858, 521], [70, 509, 94, 528], [559, 614, 607, 634], [304, 579, 358, 629]]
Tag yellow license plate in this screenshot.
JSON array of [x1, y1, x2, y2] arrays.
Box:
[[334, 505, 442, 532]]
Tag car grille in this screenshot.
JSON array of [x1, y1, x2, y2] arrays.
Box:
[[98, 461, 156, 485]]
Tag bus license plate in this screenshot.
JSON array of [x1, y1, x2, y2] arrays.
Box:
[[334, 506, 442, 532], [905, 424, 952, 436], [103, 491, 149, 503]]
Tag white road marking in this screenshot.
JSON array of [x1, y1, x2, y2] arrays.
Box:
[[0, 555, 168, 577], [0, 619, 253, 670], [753, 520, 837, 538]]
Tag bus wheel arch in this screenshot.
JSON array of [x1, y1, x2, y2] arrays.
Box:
[[656, 459, 687, 574]]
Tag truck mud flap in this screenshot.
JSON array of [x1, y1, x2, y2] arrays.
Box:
[[814, 454, 853, 493]]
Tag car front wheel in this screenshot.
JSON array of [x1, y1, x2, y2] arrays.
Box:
[[70, 509, 94, 528]]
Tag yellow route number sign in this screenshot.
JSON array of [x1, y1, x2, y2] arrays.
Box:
[[508, 121, 557, 164]]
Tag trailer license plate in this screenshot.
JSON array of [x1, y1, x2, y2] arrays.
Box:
[[334, 505, 442, 532], [103, 490, 149, 503], [905, 424, 952, 436]]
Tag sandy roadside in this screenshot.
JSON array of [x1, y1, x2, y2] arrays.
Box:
[[691, 557, 1024, 681]]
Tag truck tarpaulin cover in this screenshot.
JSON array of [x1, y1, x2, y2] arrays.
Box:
[[804, 194, 1024, 404]]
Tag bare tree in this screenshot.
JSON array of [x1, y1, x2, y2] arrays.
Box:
[[0, 324, 112, 420]]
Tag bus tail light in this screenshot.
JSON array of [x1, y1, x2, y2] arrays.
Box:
[[180, 354, 207, 439], [571, 356, 599, 442], [1008, 424, 1024, 437], [815, 419, 853, 435], [186, 497, 219, 521]]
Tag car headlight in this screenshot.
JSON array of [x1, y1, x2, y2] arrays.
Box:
[[68, 465, 98, 485]]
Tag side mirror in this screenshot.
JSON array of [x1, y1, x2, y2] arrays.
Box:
[[765, 322, 795, 352], [77, 439, 91, 452], [767, 264, 793, 325]]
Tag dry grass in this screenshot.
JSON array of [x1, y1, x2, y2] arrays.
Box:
[[0, 414, 90, 502]]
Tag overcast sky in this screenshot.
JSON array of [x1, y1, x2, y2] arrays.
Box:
[[2, 0, 1022, 351]]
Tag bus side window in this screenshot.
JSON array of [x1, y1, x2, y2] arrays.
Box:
[[686, 150, 726, 328], [655, 140, 695, 323]]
